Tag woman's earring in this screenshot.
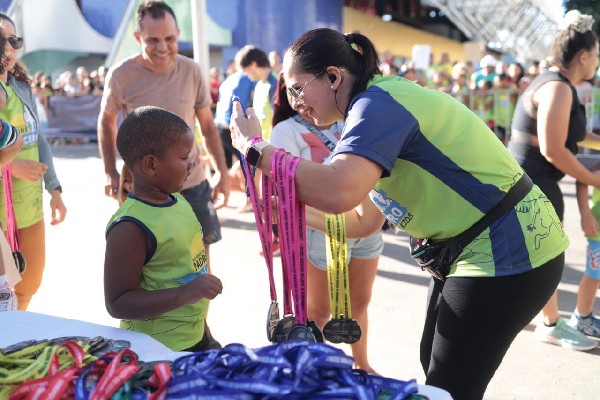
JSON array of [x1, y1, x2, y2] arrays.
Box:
[[330, 86, 334, 89]]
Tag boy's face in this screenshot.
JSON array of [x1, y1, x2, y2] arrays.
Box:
[[155, 130, 194, 193]]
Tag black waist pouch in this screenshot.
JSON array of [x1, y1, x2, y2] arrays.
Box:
[[409, 173, 533, 281], [409, 237, 463, 281]]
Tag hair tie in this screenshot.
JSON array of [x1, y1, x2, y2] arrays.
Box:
[[344, 33, 362, 55], [558, 10, 594, 33]]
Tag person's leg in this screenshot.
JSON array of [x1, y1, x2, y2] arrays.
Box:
[[307, 259, 331, 328], [569, 239, 600, 338], [218, 126, 234, 169], [424, 255, 563, 400], [534, 177, 563, 326], [347, 256, 379, 373], [13, 219, 45, 310], [344, 231, 383, 373], [576, 274, 600, 315]]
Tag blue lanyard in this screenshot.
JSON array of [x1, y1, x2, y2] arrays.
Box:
[[167, 341, 418, 399]]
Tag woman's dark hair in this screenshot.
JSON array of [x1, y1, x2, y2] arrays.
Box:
[[0, 13, 30, 84], [272, 72, 297, 127], [550, 25, 598, 69], [286, 28, 381, 110]]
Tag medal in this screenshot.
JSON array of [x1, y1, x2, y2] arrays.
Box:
[[272, 315, 295, 343], [307, 320, 324, 343], [344, 319, 362, 344], [322, 319, 348, 344], [266, 301, 280, 342], [287, 324, 317, 343]]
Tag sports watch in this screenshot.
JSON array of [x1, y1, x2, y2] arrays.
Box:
[[245, 140, 270, 167]]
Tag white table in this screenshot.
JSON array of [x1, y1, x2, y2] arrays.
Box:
[[0, 311, 452, 399]]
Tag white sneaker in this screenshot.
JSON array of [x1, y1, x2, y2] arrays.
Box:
[[534, 318, 597, 351], [0, 282, 17, 312]]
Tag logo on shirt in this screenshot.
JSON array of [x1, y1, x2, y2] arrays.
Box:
[[369, 189, 412, 228]]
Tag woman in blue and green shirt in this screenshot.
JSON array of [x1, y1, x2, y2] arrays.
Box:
[[230, 28, 568, 400]]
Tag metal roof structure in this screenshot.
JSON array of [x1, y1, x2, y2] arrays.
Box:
[[422, 0, 562, 61]]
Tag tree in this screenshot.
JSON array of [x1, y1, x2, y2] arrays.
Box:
[[563, 0, 600, 38]]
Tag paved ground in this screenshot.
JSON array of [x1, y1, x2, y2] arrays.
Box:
[[23, 143, 600, 399]]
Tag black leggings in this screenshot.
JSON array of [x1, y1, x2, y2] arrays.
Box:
[[420, 254, 564, 400]]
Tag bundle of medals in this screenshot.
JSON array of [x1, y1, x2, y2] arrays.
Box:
[[0, 336, 171, 399], [243, 144, 361, 345], [167, 341, 418, 399], [244, 146, 322, 343]]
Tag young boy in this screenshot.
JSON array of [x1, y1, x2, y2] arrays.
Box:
[[0, 120, 24, 311], [104, 106, 223, 351], [570, 163, 600, 338]]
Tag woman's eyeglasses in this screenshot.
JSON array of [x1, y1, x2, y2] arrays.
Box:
[[6, 36, 23, 50], [287, 71, 323, 104]]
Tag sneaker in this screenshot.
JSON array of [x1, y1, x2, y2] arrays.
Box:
[[535, 318, 597, 351], [568, 313, 600, 339], [259, 240, 280, 257], [0, 282, 18, 312]]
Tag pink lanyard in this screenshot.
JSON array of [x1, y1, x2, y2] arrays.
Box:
[[2, 164, 19, 252], [272, 149, 307, 325]]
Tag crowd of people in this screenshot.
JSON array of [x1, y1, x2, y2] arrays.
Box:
[[0, 1, 598, 399]]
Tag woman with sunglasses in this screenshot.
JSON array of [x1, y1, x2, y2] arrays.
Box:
[[231, 28, 569, 400], [0, 13, 66, 310]]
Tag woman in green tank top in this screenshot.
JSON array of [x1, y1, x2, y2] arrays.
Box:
[[0, 14, 66, 310]]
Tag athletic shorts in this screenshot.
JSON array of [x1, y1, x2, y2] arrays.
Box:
[[307, 227, 384, 271], [586, 239, 600, 280], [180, 180, 222, 245]]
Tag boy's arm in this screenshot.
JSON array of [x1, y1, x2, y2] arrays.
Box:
[[104, 221, 223, 320], [576, 181, 599, 237]]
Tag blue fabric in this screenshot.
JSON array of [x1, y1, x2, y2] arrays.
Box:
[[214, 72, 256, 127]]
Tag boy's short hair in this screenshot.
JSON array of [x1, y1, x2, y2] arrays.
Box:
[[117, 106, 191, 169]]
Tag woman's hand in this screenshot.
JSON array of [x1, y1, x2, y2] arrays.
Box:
[[230, 101, 263, 153], [11, 159, 48, 182], [49, 190, 67, 225]]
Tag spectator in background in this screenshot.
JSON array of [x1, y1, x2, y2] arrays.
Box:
[[471, 54, 498, 87], [224, 59, 236, 78], [492, 73, 516, 145], [269, 51, 282, 75], [450, 62, 470, 106], [507, 62, 527, 94], [75, 66, 93, 96], [209, 66, 222, 108], [215, 45, 270, 211], [61, 71, 77, 97], [433, 51, 453, 87], [381, 63, 399, 76]]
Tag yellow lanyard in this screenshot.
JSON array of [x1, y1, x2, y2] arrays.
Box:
[[325, 213, 352, 320]]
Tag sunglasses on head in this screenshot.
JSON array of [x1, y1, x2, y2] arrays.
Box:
[[6, 36, 23, 50]]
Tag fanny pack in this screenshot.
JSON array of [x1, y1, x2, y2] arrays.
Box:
[[409, 174, 533, 280]]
